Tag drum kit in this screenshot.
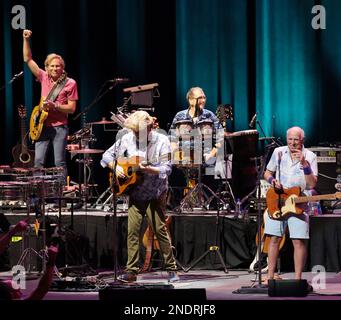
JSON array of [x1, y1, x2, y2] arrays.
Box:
[[171, 118, 263, 214]]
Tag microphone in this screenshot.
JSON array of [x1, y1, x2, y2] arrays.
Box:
[[248, 113, 257, 128], [108, 78, 130, 83], [9, 71, 24, 83], [278, 151, 282, 167]]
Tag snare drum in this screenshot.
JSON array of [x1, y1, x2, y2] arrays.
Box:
[[226, 130, 259, 158]]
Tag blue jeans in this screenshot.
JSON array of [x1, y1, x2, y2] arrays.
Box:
[[34, 125, 68, 184]]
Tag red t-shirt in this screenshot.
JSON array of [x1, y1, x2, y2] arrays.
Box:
[[37, 69, 78, 127]]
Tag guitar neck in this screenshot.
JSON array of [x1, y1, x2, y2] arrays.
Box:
[[295, 193, 338, 203], [20, 118, 27, 152]]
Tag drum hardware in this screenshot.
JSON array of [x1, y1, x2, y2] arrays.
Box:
[[17, 179, 49, 274]]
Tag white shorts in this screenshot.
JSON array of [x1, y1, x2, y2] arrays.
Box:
[[264, 210, 309, 239]]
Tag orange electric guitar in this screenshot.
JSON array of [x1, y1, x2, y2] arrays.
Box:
[[29, 72, 67, 141], [266, 186, 341, 219]]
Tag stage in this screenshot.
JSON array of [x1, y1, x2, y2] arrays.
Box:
[[3, 207, 341, 273]]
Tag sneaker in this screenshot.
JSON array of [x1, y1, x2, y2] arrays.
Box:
[[168, 271, 180, 283], [118, 273, 137, 283]]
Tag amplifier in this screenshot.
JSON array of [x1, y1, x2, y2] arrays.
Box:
[[308, 147, 341, 194]]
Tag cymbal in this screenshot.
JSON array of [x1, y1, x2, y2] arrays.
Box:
[[88, 119, 116, 125], [70, 148, 104, 154], [259, 136, 275, 141]]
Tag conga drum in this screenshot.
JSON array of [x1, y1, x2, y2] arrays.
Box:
[[226, 130, 259, 199], [225, 130, 259, 159]]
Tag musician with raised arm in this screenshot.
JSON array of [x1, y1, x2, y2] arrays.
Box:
[[100, 111, 179, 283], [263, 126, 318, 284], [23, 29, 78, 183]]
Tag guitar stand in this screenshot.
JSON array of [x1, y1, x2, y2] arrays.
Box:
[[182, 204, 229, 273]]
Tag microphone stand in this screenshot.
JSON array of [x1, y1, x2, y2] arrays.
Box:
[[0, 71, 23, 92], [73, 81, 119, 122], [234, 122, 276, 294]]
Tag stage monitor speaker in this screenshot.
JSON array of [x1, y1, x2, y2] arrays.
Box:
[[308, 147, 341, 194], [99, 285, 207, 302], [268, 279, 309, 297]]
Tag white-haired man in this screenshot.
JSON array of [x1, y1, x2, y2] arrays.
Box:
[[264, 126, 318, 283], [101, 111, 178, 282]]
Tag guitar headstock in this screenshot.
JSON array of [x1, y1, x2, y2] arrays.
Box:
[[18, 104, 27, 119], [216, 104, 233, 127]]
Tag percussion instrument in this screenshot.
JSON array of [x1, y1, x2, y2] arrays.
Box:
[[225, 130, 259, 158], [69, 148, 104, 154], [174, 119, 193, 136], [197, 119, 213, 136], [89, 119, 116, 125], [30, 178, 63, 198], [0, 181, 29, 201], [172, 149, 199, 168]]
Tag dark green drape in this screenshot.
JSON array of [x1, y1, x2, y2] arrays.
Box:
[[176, 0, 251, 131]]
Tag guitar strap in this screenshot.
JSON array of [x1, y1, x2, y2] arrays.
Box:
[[48, 77, 68, 102]]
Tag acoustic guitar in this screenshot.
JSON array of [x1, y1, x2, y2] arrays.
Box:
[[29, 73, 67, 141], [266, 186, 341, 219], [141, 216, 172, 273], [12, 105, 35, 167], [249, 210, 286, 272], [112, 153, 170, 195]]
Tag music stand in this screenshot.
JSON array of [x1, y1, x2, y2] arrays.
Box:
[[123, 83, 159, 112]]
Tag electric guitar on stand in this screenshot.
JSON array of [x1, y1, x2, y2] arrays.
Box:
[[12, 105, 35, 167], [29, 72, 67, 141]]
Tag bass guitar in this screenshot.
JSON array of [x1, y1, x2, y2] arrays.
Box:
[[29, 72, 67, 141], [266, 186, 341, 219], [12, 105, 35, 167], [113, 153, 170, 196]]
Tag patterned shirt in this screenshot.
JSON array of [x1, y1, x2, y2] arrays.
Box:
[[266, 146, 318, 196], [101, 130, 172, 201]]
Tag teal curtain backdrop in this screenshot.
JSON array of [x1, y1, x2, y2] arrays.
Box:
[[176, 0, 251, 131], [0, 0, 340, 174]]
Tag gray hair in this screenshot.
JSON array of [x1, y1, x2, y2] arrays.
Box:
[[286, 126, 305, 139], [186, 87, 204, 101]]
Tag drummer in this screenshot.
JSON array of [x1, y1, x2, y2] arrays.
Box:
[[168, 87, 222, 169]]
